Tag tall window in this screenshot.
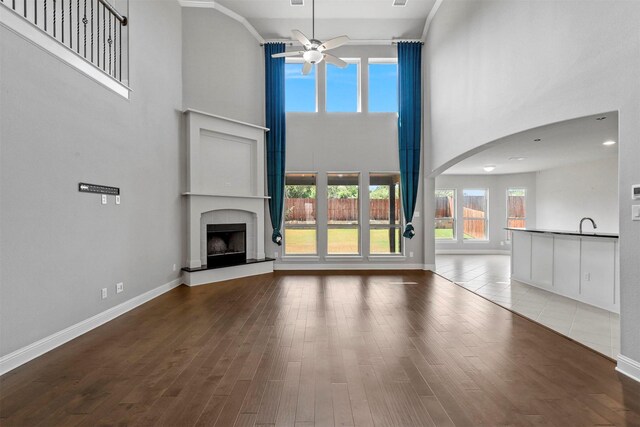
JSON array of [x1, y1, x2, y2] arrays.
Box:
[[284, 174, 317, 255], [368, 59, 398, 113], [507, 188, 526, 240], [369, 174, 402, 255], [326, 60, 360, 112], [435, 189, 456, 240], [327, 173, 360, 255], [285, 60, 317, 112], [463, 189, 488, 240]]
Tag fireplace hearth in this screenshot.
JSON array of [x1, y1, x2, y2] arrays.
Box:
[[206, 223, 247, 268]]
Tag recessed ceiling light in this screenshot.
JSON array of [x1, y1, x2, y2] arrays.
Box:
[[483, 165, 496, 172], [393, 0, 408, 5], [596, 116, 607, 121], [603, 140, 617, 146], [509, 157, 526, 161], [533, 138, 541, 142]]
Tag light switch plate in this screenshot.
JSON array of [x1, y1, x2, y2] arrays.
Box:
[[414, 211, 420, 218], [101, 194, 107, 204], [115, 195, 121, 205], [633, 205, 640, 221]]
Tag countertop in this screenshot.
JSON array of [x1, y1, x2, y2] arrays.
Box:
[[505, 227, 619, 239]]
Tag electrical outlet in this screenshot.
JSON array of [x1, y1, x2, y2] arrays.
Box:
[[101, 194, 107, 205], [173, 264, 177, 272], [116, 282, 124, 294], [101, 288, 108, 299], [585, 273, 591, 281], [115, 195, 121, 205], [409, 251, 414, 258]]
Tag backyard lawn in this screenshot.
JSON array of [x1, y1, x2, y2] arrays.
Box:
[[284, 228, 401, 254]]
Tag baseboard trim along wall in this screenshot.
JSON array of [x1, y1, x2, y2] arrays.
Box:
[[0, 277, 183, 376], [616, 354, 640, 383], [435, 249, 511, 255], [274, 263, 426, 271]]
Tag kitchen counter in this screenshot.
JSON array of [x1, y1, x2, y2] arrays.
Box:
[[505, 227, 618, 239]]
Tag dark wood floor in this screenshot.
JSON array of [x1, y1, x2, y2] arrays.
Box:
[[1, 271, 640, 426]]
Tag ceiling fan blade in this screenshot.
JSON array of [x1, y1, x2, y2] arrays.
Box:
[[319, 35, 350, 52], [292, 29, 312, 49], [323, 53, 348, 68], [302, 61, 313, 75], [271, 51, 305, 58]]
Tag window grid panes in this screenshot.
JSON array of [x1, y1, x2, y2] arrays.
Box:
[[327, 173, 360, 255], [326, 60, 360, 113], [463, 189, 488, 240], [435, 189, 456, 240], [284, 173, 317, 255], [369, 173, 402, 255], [368, 60, 398, 113], [285, 60, 317, 112], [507, 188, 526, 240]]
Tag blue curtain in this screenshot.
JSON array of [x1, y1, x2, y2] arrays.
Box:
[[265, 43, 286, 245], [397, 42, 422, 239]]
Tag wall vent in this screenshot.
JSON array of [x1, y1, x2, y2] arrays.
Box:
[[393, 0, 408, 6], [291, 0, 304, 5]]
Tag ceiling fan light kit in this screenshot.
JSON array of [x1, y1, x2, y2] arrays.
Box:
[[271, 0, 350, 74]]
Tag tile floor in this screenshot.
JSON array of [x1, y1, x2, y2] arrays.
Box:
[[435, 254, 620, 359]]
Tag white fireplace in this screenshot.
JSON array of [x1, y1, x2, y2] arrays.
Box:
[[182, 109, 273, 286]]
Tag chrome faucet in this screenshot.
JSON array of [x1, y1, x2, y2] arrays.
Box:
[[579, 217, 597, 234]]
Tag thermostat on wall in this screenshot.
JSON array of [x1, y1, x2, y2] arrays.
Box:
[[633, 184, 640, 200]]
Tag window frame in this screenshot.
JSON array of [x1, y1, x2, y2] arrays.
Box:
[[462, 188, 490, 242], [367, 58, 398, 114], [326, 171, 362, 256], [325, 58, 362, 113], [369, 172, 403, 256], [435, 188, 457, 241], [285, 58, 318, 113], [506, 188, 527, 241], [283, 172, 319, 256]]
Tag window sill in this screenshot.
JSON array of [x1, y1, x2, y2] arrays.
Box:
[[280, 255, 320, 262], [367, 256, 406, 261], [463, 240, 491, 244], [324, 255, 363, 261]]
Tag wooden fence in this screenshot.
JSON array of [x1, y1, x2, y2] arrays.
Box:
[[284, 198, 400, 222]]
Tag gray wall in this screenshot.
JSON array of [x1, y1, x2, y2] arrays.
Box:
[[435, 173, 537, 251], [0, 0, 183, 356], [425, 0, 640, 364], [536, 157, 619, 234], [268, 45, 425, 268], [182, 8, 265, 126]]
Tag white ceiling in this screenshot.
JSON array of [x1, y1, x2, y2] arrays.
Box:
[[443, 112, 619, 175], [214, 0, 437, 40]]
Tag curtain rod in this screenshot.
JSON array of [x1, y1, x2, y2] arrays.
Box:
[[261, 39, 423, 46]]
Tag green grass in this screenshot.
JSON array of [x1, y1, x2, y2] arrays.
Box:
[[284, 228, 401, 255]]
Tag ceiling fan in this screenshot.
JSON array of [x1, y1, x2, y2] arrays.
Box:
[[271, 0, 350, 75]]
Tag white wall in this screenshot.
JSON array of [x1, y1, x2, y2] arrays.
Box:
[[536, 158, 618, 233], [268, 45, 425, 268], [0, 0, 183, 356], [425, 0, 640, 368], [435, 173, 536, 252]]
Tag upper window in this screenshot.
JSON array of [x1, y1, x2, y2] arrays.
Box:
[[368, 59, 398, 113], [327, 173, 360, 255], [326, 60, 360, 112], [435, 189, 456, 240], [506, 188, 526, 240], [463, 189, 488, 240], [285, 60, 317, 112], [369, 174, 402, 255], [284, 174, 317, 255]]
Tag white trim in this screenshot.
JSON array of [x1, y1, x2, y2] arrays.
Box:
[[182, 192, 270, 199], [183, 109, 269, 131], [274, 263, 424, 271], [183, 262, 274, 286], [0, 277, 182, 376], [0, 4, 130, 99], [367, 256, 407, 261], [178, 0, 265, 44], [423, 264, 436, 271], [616, 354, 640, 383], [421, 0, 444, 41], [436, 249, 511, 255]]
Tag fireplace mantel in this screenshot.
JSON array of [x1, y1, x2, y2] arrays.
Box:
[[183, 109, 273, 282]]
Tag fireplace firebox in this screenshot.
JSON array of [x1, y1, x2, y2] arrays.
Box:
[[206, 223, 247, 268]]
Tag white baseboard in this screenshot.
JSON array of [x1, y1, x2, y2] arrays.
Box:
[[616, 354, 640, 383], [274, 263, 425, 271], [436, 249, 511, 255], [183, 261, 274, 286], [423, 264, 436, 271], [0, 277, 182, 376]]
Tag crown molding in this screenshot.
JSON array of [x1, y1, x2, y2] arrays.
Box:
[[422, 0, 444, 41], [178, 0, 265, 44]]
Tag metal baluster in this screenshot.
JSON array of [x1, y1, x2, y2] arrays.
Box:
[[82, 0, 86, 58], [44, 0, 47, 31], [90, 0, 93, 62], [53, 0, 56, 38], [12, 0, 15, 10], [102, 4, 106, 71], [76, 0, 79, 53], [118, 21, 122, 81], [108, 12, 112, 76], [61, 0, 64, 43], [23, 0, 26, 17], [96, 3, 99, 67], [34, 0, 37, 25], [113, 16, 116, 78], [69, 0, 72, 49]]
